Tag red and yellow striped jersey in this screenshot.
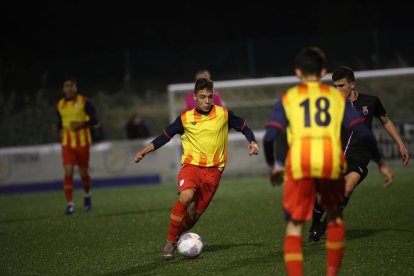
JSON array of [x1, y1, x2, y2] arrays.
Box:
[[282, 82, 347, 180], [57, 95, 92, 148], [180, 105, 229, 170]]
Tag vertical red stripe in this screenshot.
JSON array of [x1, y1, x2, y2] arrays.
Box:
[[322, 138, 333, 178], [298, 84, 308, 95], [183, 154, 193, 164], [301, 139, 311, 177], [75, 130, 81, 148], [199, 152, 207, 167], [319, 83, 330, 94], [213, 150, 220, 166], [208, 105, 217, 120], [181, 112, 187, 124], [65, 129, 71, 147]]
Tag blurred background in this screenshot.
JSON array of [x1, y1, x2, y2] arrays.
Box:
[[2, 1, 414, 147]]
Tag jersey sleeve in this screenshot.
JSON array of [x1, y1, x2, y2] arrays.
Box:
[[263, 100, 287, 167], [228, 110, 256, 143], [84, 99, 99, 126], [151, 116, 184, 150], [373, 96, 387, 118]]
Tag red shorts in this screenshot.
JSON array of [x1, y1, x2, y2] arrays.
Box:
[[61, 146, 90, 168], [177, 165, 222, 214], [283, 176, 345, 222]]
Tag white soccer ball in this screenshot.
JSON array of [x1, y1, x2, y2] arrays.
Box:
[[177, 232, 204, 258]]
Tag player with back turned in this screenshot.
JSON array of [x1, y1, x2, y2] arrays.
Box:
[[263, 46, 385, 276]]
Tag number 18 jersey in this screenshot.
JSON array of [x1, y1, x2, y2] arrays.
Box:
[[270, 82, 348, 180]]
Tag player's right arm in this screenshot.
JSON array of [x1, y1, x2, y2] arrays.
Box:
[[134, 116, 184, 163], [263, 100, 287, 185]]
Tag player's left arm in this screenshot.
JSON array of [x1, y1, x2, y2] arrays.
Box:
[[379, 115, 409, 166], [228, 110, 259, 156], [374, 97, 409, 165]]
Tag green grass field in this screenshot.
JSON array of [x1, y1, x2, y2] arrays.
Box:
[[1, 169, 413, 275]]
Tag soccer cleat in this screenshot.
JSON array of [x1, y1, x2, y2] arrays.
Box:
[[162, 241, 176, 260], [308, 230, 322, 242], [83, 195, 92, 212], [65, 203, 75, 215], [308, 222, 327, 242]]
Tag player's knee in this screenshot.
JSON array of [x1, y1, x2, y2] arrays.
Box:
[[179, 192, 194, 205]]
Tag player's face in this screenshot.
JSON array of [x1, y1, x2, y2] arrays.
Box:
[[63, 80, 77, 99], [195, 89, 213, 112], [333, 78, 354, 98]]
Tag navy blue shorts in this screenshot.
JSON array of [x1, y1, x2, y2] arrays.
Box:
[[346, 162, 368, 185]]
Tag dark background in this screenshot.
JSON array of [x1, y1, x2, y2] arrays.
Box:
[[2, 1, 414, 98]]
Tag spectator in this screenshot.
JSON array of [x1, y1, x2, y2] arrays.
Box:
[[125, 113, 151, 139]]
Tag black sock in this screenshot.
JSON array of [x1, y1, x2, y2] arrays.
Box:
[[310, 199, 325, 231], [340, 196, 350, 210]]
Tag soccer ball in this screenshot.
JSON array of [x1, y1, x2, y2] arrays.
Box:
[[177, 232, 204, 258]]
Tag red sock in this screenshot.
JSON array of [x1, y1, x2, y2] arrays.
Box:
[[167, 200, 188, 242], [64, 175, 73, 203], [82, 173, 91, 195], [284, 236, 303, 276], [179, 212, 197, 233], [326, 221, 345, 276]]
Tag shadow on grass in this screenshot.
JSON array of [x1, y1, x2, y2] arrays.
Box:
[[102, 258, 172, 276], [346, 228, 413, 240], [303, 227, 413, 245], [204, 242, 264, 253], [102, 242, 266, 275]]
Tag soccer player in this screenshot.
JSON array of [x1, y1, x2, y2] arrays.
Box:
[[53, 76, 99, 215], [134, 77, 259, 260], [183, 69, 226, 111], [263, 46, 384, 276], [308, 66, 407, 242]]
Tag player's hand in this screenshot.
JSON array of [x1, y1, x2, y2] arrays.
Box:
[[269, 161, 284, 186], [399, 145, 410, 166], [70, 121, 85, 131], [248, 142, 259, 156], [134, 151, 146, 163], [379, 163, 393, 188]]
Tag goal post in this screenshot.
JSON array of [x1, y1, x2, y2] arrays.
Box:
[[166, 67, 414, 177]]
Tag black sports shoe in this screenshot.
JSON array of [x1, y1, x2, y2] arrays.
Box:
[[83, 195, 92, 212], [65, 203, 75, 215], [308, 221, 327, 242]]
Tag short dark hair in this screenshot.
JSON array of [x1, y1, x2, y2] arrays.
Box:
[[194, 77, 213, 94], [195, 69, 211, 81], [63, 75, 77, 84], [295, 46, 326, 76], [332, 66, 356, 82]]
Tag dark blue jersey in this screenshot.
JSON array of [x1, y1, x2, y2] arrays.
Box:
[[342, 93, 386, 166]]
